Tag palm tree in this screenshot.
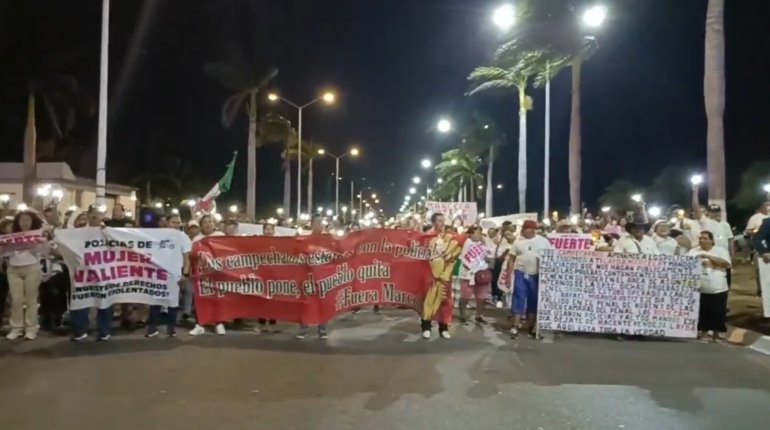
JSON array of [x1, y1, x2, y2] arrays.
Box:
[[493, 3, 601, 215], [462, 114, 505, 216], [704, 0, 726, 214], [468, 59, 533, 212], [205, 46, 278, 219], [433, 149, 483, 202]]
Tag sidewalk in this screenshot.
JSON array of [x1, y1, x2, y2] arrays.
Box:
[[726, 264, 770, 353]]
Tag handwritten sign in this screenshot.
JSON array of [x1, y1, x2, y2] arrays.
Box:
[[426, 201, 478, 226], [537, 250, 701, 338], [547, 233, 593, 251]]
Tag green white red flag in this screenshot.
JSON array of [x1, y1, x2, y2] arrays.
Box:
[[198, 152, 237, 210]]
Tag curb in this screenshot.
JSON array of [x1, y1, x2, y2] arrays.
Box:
[[726, 325, 770, 355]]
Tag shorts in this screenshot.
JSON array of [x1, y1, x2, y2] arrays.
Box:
[[460, 278, 490, 301], [512, 270, 538, 315]]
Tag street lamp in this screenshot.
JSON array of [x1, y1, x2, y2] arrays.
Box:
[[496, 184, 503, 190], [276, 207, 285, 215], [268, 90, 336, 219], [412, 176, 421, 184], [690, 174, 703, 186], [371, 193, 377, 199], [648, 206, 662, 218], [763, 183, 770, 198], [421, 158, 432, 169], [492, 4, 516, 31], [582, 4, 608, 28], [601, 206, 611, 214], [437, 178, 444, 184], [437, 118, 452, 133], [229, 204, 238, 213], [317, 147, 360, 216], [631, 193, 643, 203], [409, 187, 417, 194]]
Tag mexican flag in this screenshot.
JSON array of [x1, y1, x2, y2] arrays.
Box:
[[198, 152, 237, 210]]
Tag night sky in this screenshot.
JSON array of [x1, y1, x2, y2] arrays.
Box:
[[1, 0, 769, 216]]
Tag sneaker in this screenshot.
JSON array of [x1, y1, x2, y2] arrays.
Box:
[[253, 327, 263, 334], [145, 330, 159, 338], [440, 330, 451, 340], [295, 330, 308, 340], [5, 330, 23, 340], [495, 300, 503, 309], [421, 330, 431, 339], [215, 323, 226, 335], [70, 333, 88, 342], [97, 334, 111, 342], [189, 325, 205, 336], [509, 327, 518, 339], [24, 332, 38, 340], [319, 330, 329, 340], [167, 331, 177, 338]]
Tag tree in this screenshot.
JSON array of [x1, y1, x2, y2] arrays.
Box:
[[648, 165, 696, 207], [433, 149, 483, 202], [731, 161, 770, 211], [205, 46, 278, 219], [598, 179, 643, 214], [705, 0, 726, 216], [493, 2, 601, 214], [462, 113, 505, 216], [468, 58, 533, 212]]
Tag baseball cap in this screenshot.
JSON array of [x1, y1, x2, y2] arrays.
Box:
[[187, 220, 200, 228], [708, 204, 721, 212]]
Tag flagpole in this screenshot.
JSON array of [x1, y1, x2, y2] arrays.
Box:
[[95, 0, 110, 210]]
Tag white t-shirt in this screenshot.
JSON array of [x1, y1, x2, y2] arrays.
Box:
[[173, 230, 193, 254], [746, 213, 769, 233], [672, 218, 701, 246], [698, 216, 733, 251], [687, 246, 731, 294], [511, 235, 552, 275], [654, 235, 681, 256], [613, 235, 661, 254], [192, 231, 224, 243], [9, 250, 40, 267]]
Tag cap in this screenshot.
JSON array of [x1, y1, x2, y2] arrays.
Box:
[[708, 204, 721, 212], [555, 219, 572, 229], [521, 220, 538, 230], [187, 220, 200, 228]]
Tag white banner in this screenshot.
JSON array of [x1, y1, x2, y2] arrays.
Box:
[[759, 260, 770, 317], [547, 233, 594, 251], [479, 213, 538, 230], [55, 227, 184, 310], [537, 250, 701, 338], [426, 201, 478, 226]]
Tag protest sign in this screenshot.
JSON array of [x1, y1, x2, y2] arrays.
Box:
[[190, 230, 452, 325], [0, 229, 48, 255], [547, 233, 594, 251], [758, 260, 770, 317], [537, 250, 701, 338], [55, 227, 185, 310], [426, 201, 478, 226]]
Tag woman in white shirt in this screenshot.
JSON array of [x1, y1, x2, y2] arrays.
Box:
[[687, 231, 731, 342], [5, 211, 46, 340], [458, 226, 493, 324], [653, 222, 682, 255]]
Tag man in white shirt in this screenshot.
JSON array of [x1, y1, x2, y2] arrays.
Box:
[[745, 201, 770, 235], [146, 214, 192, 338], [613, 219, 660, 254], [509, 220, 552, 339], [697, 204, 734, 254]]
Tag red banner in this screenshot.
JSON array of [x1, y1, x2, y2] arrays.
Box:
[[190, 230, 462, 325]]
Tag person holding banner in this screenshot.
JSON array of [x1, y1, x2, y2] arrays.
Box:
[[508, 220, 552, 339], [4, 211, 48, 340], [421, 212, 459, 340], [457, 226, 493, 324], [613, 218, 660, 255], [653, 221, 685, 256], [255, 221, 279, 333], [189, 215, 226, 336], [146, 214, 192, 338], [688, 231, 731, 342], [297, 214, 331, 340]]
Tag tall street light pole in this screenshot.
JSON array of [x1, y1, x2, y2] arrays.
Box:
[[318, 147, 359, 216], [268, 91, 335, 220], [95, 0, 110, 211]]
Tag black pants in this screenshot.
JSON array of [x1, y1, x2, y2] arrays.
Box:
[[0, 272, 8, 321], [698, 292, 728, 333], [38, 271, 69, 330], [490, 259, 504, 301], [421, 319, 448, 332]]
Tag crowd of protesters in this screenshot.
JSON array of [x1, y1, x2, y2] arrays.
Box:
[[1, 197, 769, 344]]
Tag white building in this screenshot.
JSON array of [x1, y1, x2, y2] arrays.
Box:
[[0, 162, 137, 215]]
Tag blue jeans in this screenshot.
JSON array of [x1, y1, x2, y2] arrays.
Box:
[[512, 271, 539, 315], [147, 306, 178, 334], [71, 307, 113, 337], [299, 324, 327, 334]]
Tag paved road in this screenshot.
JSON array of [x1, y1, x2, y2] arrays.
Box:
[[1, 309, 770, 430]]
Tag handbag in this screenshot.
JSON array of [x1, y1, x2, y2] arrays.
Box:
[[474, 269, 492, 285]]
